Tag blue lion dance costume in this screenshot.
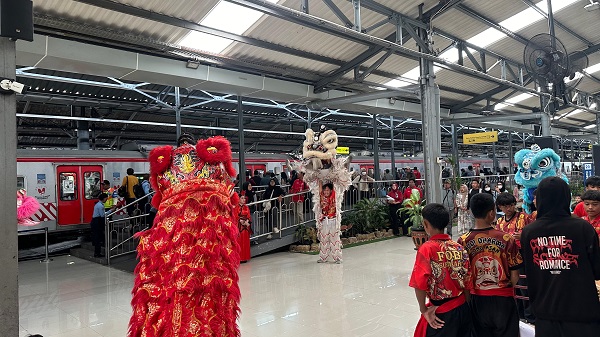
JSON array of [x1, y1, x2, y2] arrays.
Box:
[[514, 144, 568, 214]]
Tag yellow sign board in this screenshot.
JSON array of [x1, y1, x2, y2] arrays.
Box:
[[463, 131, 498, 144], [336, 146, 350, 155]]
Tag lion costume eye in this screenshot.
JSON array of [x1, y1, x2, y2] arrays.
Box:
[[538, 157, 552, 169]]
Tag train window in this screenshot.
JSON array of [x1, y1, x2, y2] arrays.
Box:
[[17, 176, 25, 190], [59, 173, 78, 201], [84, 171, 102, 200]]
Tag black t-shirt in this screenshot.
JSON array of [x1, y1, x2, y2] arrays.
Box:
[[467, 188, 482, 210], [522, 216, 600, 322]]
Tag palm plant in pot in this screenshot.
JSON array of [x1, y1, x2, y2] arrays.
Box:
[[400, 189, 428, 249]]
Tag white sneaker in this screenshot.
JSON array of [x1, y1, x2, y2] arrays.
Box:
[[335, 260, 343, 264], [273, 227, 280, 233], [317, 259, 325, 263], [267, 234, 272, 240]]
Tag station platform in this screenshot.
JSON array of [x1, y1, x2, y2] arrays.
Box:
[[19, 236, 422, 337]]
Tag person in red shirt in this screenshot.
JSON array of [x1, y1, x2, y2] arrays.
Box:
[[495, 192, 535, 323], [403, 178, 423, 200], [573, 176, 600, 217], [317, 183, 342, 264], [409, 203, 473, 337], [581, 190, 600, 244], [238, 193, 252, 263], [458, 193, 522, 337], [413, 167, 422, 180], [387, 183, 403, 236], [290, 171, 308, 225]]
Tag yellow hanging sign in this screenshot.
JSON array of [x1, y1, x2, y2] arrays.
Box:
[[336, 147, 350, 154], [463, 131, 498, 144]]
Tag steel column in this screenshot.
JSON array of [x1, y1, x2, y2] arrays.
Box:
[[509, 132, 514, 174], [77, 106, 90, 150], [390, 116, 396, 178], [547, 0, 556, 47], [373, 115, 380, 181], [597, 115, 600, 144], [175, 87, 181, 139], [238, 96, 246, 190], [419, 4, 442, 204], [0, 36, 19, 337], [492, 133, 497, 172], [451, 124, 460, 183], [541, 110, 551, 136], [301, 0, 308, 14], [353, 0, 362, 32]]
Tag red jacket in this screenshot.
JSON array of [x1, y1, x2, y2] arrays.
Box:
[[290, 179, 307, 202], [403, 187, 423, 200]]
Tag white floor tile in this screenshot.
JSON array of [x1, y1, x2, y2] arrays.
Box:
[[17, 237, 424, 337]]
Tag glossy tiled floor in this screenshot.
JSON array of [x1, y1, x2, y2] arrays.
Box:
[[18, 236, 423, 337]]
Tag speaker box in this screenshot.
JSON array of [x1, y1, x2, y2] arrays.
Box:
[[0, 0, 33, 41], [593, 145, 600, 176], [534, 136, 559, 152]]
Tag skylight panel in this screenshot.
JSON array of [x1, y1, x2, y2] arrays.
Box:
[[586, 63, 600, 75], [384, 0, 579, 88], [507, 93, 534, 104], [179, 0, 279, 54]]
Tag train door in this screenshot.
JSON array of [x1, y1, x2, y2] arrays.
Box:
[[56, 165, 102, 226], [247, 164, 266, 176]]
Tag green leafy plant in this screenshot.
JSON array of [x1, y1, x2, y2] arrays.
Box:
[[570, 180, 584, 197], [294, 224, 311, 245], [445, 155, 462, 191], [349, 198, 390, 233], [401, 189, 427, 231]]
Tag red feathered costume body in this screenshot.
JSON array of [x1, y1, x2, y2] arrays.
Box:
[[129, 136, 241, 337]]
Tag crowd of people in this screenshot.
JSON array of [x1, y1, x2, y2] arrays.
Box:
[[409, 175, 600, 337]]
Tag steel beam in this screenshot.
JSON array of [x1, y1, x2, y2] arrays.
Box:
[[323, 0, 353, 28], [448, 113, 544, 124], [521, 0, 591, 46], [301, 0, 308, 14], [238, 95, 246, 188], [307, 88, 419, 110], [456, 4, 530, 46], [373, 115, 380, 181], [74, 0, 343, 67]]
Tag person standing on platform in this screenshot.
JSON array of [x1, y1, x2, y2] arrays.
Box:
[[573, 176, 600, 217], [238, 193, 252, 263], [521, 177, 600, 337], [458, 193, 522, 337], [353, 168, 374, 200], [495, 192, 535, 323], [581, 190, 600, 243], [242, 181, 256, 213], [290, 171, 307, 225], [317, 183, 342, 263], [455, 184, 471, 235], [121, 168, 139, 216], [403, 178, 423, 200], [91, 193, 116, 258], [102, 180, 115, 211], [409, 203, 473, 337], [387, 183, 403, 236], [441, 180, 456, 238]]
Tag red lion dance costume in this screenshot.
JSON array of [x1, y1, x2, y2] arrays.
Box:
[[129, 136, 241, 337]]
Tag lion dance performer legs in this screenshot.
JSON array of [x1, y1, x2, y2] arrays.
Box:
[[289, 126, 352, 264], [129, 134, 241, 337]]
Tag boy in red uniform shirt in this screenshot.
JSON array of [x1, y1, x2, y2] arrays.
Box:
[[409, 203, 473, 337], [495, 192, 535, 323], [573, 176, 600, 217], [458, 193, 522, 337], [581, 190, 600, 243]]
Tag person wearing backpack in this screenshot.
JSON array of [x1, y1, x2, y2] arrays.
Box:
[[121, 168, 139, 216]]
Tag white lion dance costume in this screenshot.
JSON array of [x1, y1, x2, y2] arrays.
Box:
[[290, 126, 352, 263]]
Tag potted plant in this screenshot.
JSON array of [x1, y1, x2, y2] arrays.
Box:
[[352, 198, 390, 235], [401, 189, 428, 250]]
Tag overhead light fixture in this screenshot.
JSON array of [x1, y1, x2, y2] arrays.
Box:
[[585, 1, 600, 11], [186, 60, 200, 69]]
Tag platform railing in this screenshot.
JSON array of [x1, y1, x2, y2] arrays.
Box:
[[105, 192, 153, 265], [18, 227, 52, 263]]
